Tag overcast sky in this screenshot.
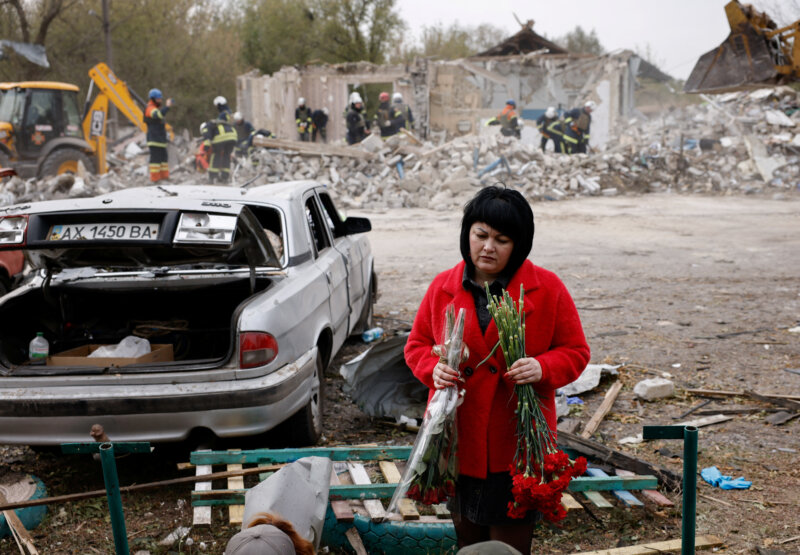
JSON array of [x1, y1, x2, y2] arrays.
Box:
[[395, 0, 794, 80]]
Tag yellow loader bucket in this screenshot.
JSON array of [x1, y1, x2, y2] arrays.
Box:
[[684, 24, 777, 93]]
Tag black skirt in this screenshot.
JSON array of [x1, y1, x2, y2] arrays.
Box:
[[446, 472, 542, 526]]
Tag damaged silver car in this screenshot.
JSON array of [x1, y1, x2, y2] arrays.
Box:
[[0, 181, 375, 446]]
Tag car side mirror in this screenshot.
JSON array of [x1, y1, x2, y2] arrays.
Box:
[[343, 216, 371, 235]]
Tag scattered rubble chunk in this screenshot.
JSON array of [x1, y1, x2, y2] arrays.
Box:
[[633, 378, 675, 401]]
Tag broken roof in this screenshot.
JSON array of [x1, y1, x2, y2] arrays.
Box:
[[475, 20, 567, 57]]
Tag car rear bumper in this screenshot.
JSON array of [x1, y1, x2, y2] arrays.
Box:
[[0, 347, 317, 445]]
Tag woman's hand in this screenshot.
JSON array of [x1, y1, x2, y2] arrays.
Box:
[[432, 361, 462, 389], [506, 357, 542, 385]]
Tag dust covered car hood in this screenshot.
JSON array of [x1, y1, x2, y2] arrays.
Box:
[[0, 192, 280, 271]]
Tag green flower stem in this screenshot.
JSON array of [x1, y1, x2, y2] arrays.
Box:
[[484, 283, 556, 474]]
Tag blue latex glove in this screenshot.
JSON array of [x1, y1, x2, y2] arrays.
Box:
[[700, 466, 752, 489], [567, 396, 584, 405]]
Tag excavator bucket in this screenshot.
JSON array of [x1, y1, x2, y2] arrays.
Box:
[[684, 0, 788, 94], [684, 24, 778, 93]]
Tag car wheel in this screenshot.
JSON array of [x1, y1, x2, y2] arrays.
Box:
[[286, 352, 324, 446], [40, 148, 96, 177]]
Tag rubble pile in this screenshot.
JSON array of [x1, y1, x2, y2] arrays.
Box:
[[1, 87, 798, 210]]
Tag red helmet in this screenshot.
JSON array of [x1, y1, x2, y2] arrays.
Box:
[[379, 91, 390, 102]]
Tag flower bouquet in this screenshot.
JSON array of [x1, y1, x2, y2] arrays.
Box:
[[483, 283, 587, 522], [388, 305, 466, 513]]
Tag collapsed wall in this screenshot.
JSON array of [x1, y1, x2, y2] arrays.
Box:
[[235, 51, 641, 148]]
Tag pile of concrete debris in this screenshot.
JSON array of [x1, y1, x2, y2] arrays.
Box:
[[1, 87, 797, 210]]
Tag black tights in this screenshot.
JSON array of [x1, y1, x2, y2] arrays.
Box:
[[453, 513, 536, 553]]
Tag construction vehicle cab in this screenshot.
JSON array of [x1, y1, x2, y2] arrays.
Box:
[[0, 81, 95, 177], [0, 63, 170, 179]]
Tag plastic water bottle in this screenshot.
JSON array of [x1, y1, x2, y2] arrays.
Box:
[[361, 327, 384, 343], [28, 332, 49, 364]]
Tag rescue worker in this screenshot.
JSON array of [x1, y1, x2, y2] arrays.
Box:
[[545, 117, 570, 154], [295, 98, 313, 142], [375, 91, 398, 138], [563, 100, 595, 154], [345, 92, 369, 145], [391, 92, 414, 132], [232, 111, 256, 159], [536, 106, 558, 152], [487, 99, 521, 139], [213, 96, 233, 123], [144, 88, 173, 183], [201, 118, 238, 183], [311, 107, 329, 143]]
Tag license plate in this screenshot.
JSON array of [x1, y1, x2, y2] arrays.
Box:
[[48, 223, 160, 241]]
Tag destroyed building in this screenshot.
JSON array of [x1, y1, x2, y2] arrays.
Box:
[[235, 23, 650, 148]]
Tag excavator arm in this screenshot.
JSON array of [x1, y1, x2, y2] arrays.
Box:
[[82, 63, 173, 174], [684, 1, 800, 94]]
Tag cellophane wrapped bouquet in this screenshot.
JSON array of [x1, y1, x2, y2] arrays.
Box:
[[388, 305, 466, 513], [483, 283, 587, 522]]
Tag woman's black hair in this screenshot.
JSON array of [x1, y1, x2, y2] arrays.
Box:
[[460, 185, 534, 278]]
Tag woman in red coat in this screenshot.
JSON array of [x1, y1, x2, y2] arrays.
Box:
[[405, 186, 590, 552]]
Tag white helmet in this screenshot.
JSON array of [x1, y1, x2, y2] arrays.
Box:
[[545, 106, 557, 118], [322, 107, 329, 115], [392, 92, 403, 103], [349, 91, 363, 105], [298, 97, 306, 106], [233, 111, 243, 122], [213, 96, 227, 107], [584, 100, 596, 111]]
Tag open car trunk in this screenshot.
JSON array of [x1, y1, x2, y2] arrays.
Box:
[[0, 203, 282, 375], [0, 274, 273, 374]]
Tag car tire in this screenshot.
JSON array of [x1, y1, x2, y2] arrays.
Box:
[[286, 351, 325, 446], [40, 148, 96, 177]]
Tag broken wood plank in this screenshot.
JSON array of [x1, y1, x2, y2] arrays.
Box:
[[557, 431, 682, 491], [334, 464, 368, 519], [584, 468, 642, 507], [676, 414, 733, 428], [193, 450, 212, 527], [581, 381, 623, 439], [345, 527, 369, 555], [0, 491, 38, 555], [765, 411, 800, 425], [227, 461, 244, 525], [570, 534, 723, 554], [615, 469, 673, 507], [252, 136, 373, 159], [745, 390, 800, 412], [378, 461, 419, 520], [432, 503, 451, 519], [329, 468, 355, 522], [560, 492, 584, 511], [685, 389, 800, 402], [347, 463, 387, 521], [582, 490, 614, 509]]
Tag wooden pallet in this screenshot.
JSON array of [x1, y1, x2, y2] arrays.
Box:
[[187, 446, 672, 552]]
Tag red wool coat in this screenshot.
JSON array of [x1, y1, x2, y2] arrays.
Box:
[[405, 260, 590, 479]]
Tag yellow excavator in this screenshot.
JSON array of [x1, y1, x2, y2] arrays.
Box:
[[0, 63, 171, 178], [684, 0, 800, 93]]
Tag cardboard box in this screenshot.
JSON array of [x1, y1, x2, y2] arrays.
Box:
[[47, 343, 174, 367]]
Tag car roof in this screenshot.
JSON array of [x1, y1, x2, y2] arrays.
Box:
[[97, 180, 324, 207]]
